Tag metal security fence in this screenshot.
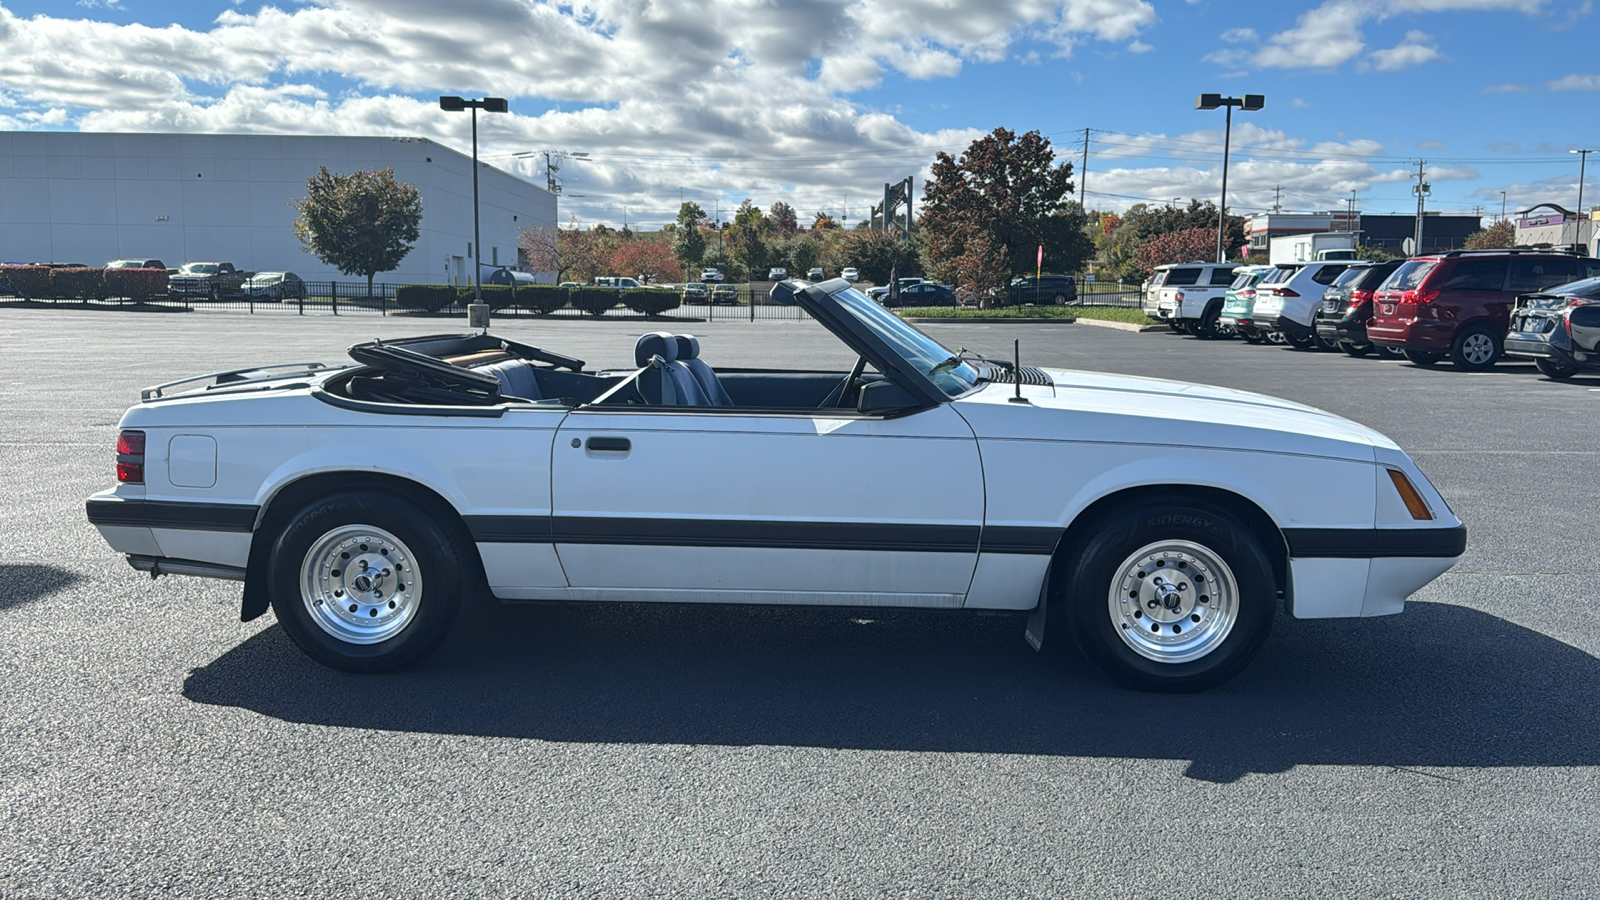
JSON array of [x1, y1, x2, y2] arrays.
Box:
[[1, 277, 1144, 318]]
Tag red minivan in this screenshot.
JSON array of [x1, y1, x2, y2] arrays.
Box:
[[1367, 249, 1600, 371]]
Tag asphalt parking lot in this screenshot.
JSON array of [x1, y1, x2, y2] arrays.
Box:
[[3, 307, 1597, 898]]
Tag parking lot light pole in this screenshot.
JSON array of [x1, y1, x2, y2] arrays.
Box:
[[439, 96, 508, 314], [1195, 93, 1264, 264], [1571, 149, 1593, 253]]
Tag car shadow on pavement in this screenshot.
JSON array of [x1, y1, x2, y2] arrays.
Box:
[[182, 600, 1600, 783], [0, 564, 80, 612]]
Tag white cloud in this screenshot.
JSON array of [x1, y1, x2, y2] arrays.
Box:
[[1482, 82, 1530, 92], [1218, 0, 1544, 73], [1364, 30, 1440, 70], [1292, 97, 1311, 108], [0, 0, 1161, 223], [1548, 73, 1600, 91], [1254, 0, 1372, 69]]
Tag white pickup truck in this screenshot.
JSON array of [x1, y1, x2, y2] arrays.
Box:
[[1146, 261, 1239, 337]]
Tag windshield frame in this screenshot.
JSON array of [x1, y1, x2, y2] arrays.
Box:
[[783, 280, 981, 406]]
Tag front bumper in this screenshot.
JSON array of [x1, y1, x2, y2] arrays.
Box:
[[1284, 524, 1466, 619]]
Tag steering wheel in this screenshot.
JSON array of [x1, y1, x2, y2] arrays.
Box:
[[819, 355, 868, 409]]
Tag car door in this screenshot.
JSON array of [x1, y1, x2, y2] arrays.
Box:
[[549, 403, 986, 608]]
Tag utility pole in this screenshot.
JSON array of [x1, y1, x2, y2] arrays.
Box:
[[1273, 185, 1282, 213], [1500, 191, 1507, 222], [1572, 149, 1593, 253], [1412, 160, 1431, 254], [1347, 190, 1360, 244], [1080, 127, 1090, 211]]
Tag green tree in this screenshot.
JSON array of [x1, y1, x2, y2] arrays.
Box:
[[919, 128, 1093, 284], [291, 166, 422, 296], [726, 200, 768, 279], [835, 229, 919, 284], [672, 202, 708, 272]]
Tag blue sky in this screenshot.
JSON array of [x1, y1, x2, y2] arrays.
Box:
[[0, 0, 1595, 227]]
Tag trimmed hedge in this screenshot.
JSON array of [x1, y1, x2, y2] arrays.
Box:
[[457, 285, 517, 311], [2, 265, 52, 299], [49, 267, 105, 300], [517, 285, 569, 314], [394, 284, 457, 312], [571, 287, 621, 317], [104, 268, 168, 302], [623, 288, 681, 316]]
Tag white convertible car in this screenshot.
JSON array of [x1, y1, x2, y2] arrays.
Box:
[[87, 279, 1465, 691]]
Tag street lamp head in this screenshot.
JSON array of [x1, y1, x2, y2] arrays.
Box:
[[438, 96, 466, 112], [1241, 94, 1265, 111], [1196, 93, 1223, 110], [482, 97, 508, 114]]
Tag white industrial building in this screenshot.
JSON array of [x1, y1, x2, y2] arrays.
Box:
[[0, 131, 555, 287]]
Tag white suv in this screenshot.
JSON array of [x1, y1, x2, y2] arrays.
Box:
[[1251, 261, 1363, 349], [1147, 262, 1239, 337]]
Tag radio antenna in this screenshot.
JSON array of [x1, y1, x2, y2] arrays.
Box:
[[1008, 339, 1029, 404]]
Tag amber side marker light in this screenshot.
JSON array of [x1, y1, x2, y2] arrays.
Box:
[[1387, 469, 1433, 521]]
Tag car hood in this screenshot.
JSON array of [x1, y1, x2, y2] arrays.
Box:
[[957, 367, 1399, 461]]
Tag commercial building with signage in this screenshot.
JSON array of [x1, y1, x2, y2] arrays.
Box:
[[1513, 203, 1597, 250], [1247, 210, 1481, 255], [0, 131, 555, 286]]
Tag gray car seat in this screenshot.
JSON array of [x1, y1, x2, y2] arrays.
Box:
[[634, 332, 709, 405], [671, 334, 734, 406], [478, 359, 541, 400]]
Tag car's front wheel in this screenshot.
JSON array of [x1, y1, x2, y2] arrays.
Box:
[[269, 492, 466, 673], [1341, 341, 1372, 357], [1064, 504, 1276, 692]]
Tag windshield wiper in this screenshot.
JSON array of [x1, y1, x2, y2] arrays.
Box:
[[957, 347, 1013, 370], [928, 355, 963, 377]]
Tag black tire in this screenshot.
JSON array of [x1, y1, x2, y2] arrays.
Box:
[[1403, 349, 1443, 367], [1340, 341, 1372, 357], [1378, 344, 1405, 359], [1313, 332, 1340, 351], [1051, 292, 1068, 305], [1243, 333, 1264, 345], [1181, 320, 1201, 336], [1284, 333, 1314, 349], [1168, 321, 1183, 334], [269, 492, 467, 673], [1535, 357, 1580, 380], [1196, 305, 1222, 340], [1449, 324, 1501, 372], [1062, 503, 1276, 692]]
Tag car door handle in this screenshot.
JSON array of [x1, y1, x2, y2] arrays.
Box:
[[586, 436, 631, 453]]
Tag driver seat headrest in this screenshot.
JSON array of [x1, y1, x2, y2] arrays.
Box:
[[634, 332, 678, 367], [673, 334, 701, 360]]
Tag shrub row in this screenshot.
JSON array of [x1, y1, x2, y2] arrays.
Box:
[[0, 265, 168, 302], [394, 284, 682, 317]]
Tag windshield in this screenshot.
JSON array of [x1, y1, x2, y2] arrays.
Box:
[[183, 264, 219, 275], [1550, 276, 1600, 300], [829, 287, 977, 396], [1261, 266, 1296, 285], [1330, 267, 1367, 289]]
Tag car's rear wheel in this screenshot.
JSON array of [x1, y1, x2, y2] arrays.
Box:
[[1167, 321, 1183, 334], [1064, 504, 1276, 692], [1243, 333, 1263, 344], [1535, 357, 1580, 380], [1265, 331, 1286, 345], [1377, 344, 1405, 359], [269, 492, 466, 673], [1285, 333, 1314, 349], [1403, 349, 1443, 366], [1341, 341, 1372, 357], [1052, 292, 1069, 305], [1450, 324, 1501, 372], [1195, 306, 1222, 339], [1313, 332, 1340, 351]]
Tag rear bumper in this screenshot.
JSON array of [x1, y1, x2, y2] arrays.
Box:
[[1368, 317, 1453, 351], [1315, 316, 1368, 345], [1276, 316, 1317, 340], [1505, 333, 1576, 363]]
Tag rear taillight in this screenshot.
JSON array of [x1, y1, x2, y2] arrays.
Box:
[[1240, 289, 1255, 299], [1174, 291, 1185, 303], [1276, 288, 1300, 297], [116, 430, 145, 484], [1350, 290, 1371, 308]]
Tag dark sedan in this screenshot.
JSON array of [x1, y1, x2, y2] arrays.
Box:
[[1505, 276, 1600, 379], [883, 282, 957, 307]]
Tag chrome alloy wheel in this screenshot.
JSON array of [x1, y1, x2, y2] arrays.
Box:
[[1460, 332, 1496, 366], [299, 524, 423, 645], [1109, 540, 1239, 664]]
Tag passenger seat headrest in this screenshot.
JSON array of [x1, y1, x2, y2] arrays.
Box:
[[672, 334, 700, 359], [635, 332, 678, 367]]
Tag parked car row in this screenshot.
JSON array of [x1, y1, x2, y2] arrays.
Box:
[[1148, 248, 1600, 375]]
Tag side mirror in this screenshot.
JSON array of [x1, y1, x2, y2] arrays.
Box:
[[857, 380, 918, 416]]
